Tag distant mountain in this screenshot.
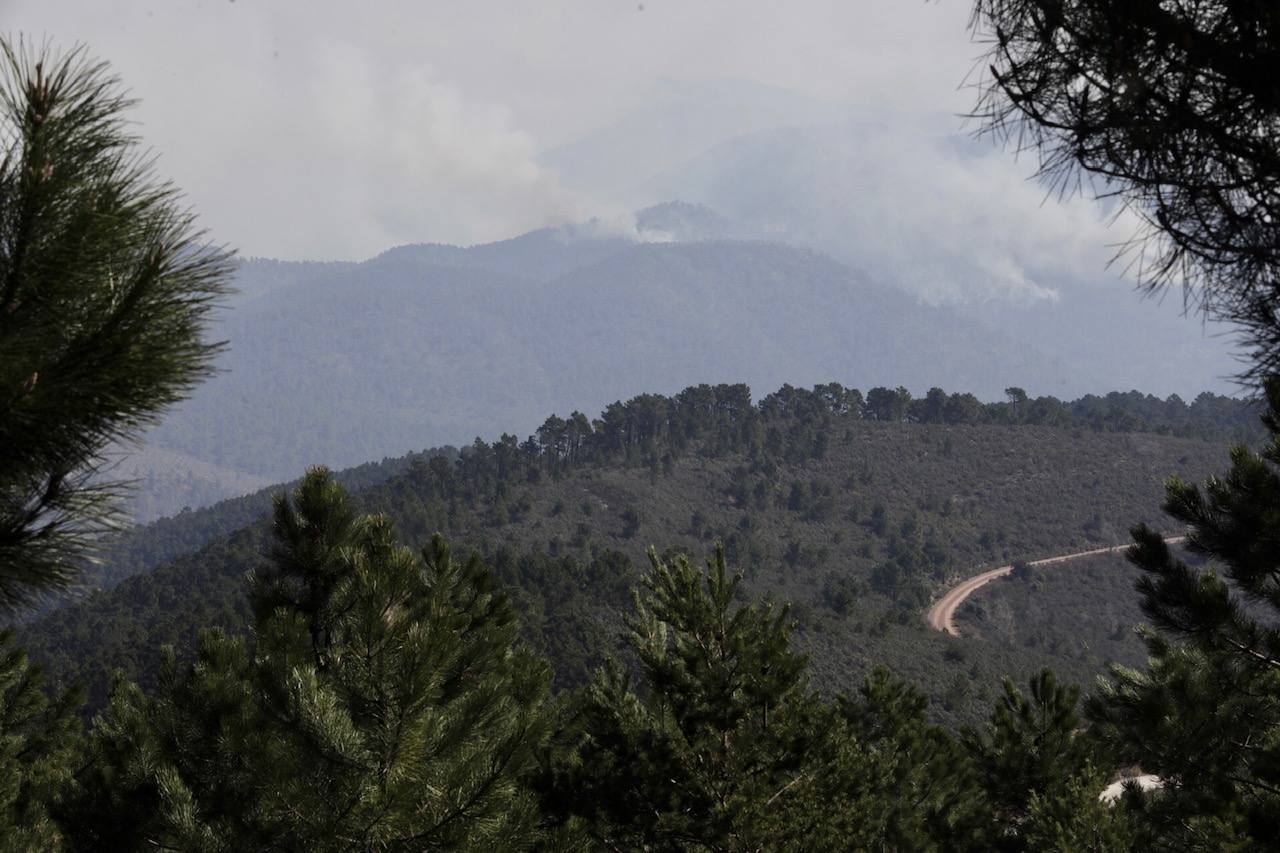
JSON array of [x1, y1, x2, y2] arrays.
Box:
[[533, 75, 1242, 395], [623, 123, 1240, 397], [142, 235, 1086, 485], [634, 201, 740, 241], [371, 223, 633, 282], [106, 447, 272, 524], [113, 79, 1248, 520]]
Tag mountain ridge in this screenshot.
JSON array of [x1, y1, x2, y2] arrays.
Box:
[[143, 235, 1090, 488]]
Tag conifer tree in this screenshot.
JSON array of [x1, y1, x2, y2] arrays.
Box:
[[545, 545, 813, 850], [0, 39, 232, 609], [966, 2, 1280, 843], [1086, 377, 1280, 848], [1022, 772, 1137, 853], [546, 547, 983, 851], [65, 469, 549, 851], [0, 629, 79, 851], [768, 667, 985, 851], [965, 670, 1115, 851], [968, 0, 1280, 382]]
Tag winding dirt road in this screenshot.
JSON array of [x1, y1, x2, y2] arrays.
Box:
[[926, 537, 1185, 637]]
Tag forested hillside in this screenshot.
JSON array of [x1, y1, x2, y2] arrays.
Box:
[[90, 448, 458, 594], [23, 381, 1250, 723], [956, 550, 1152, 672], [145, 237, 1085, 485]]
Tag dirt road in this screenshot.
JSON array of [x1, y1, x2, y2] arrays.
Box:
[[926, 537, 1185, 637]]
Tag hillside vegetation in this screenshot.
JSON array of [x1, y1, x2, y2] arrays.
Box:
[[21, 381, 1249, 724], [956, 551, 1150, 673]]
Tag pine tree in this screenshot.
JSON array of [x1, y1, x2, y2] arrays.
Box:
[[965, 670, 1112, 851], [1023, 772, 1137, 853], [545, 546, 984, 851], [0, 39, 232, 609], [1085, 378, 1280, 848], [65, 469, 550, 851], [0, 629, 79, 851], [766, 667, 985, 852], [544, 545, 812, 850], [965, 3, 1280, 843]]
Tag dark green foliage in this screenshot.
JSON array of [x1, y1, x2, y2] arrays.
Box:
[[815, 669, 986, 850], [0, 629, 79, 850], [955, 550, 1155, 675], [545, 549, 989, 851], [0, 509, 1144, 850], [619, 507, 641, 538], [865, 386, 911, 422], [546, 546, 812, 850], [6, 510, 1148, 851], [1087, 377, 1280, 848], [821, 571, 862, 617], [1021, 772, 1138, 853], [969, 13, 1280, 834], [965, 670, 1108, 850], [487, 547, 634, 693], [63, 469, 550, 851], [0, 40, 232, 608], [5, 12, 1274, 843], [95, 447, 452, 595], [91, 380, 1260, 603]]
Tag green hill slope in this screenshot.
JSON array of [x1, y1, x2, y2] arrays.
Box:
[[20, 382, 1248, 725]]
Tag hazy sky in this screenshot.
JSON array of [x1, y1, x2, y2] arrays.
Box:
[[4, 0, 1000, 260]]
